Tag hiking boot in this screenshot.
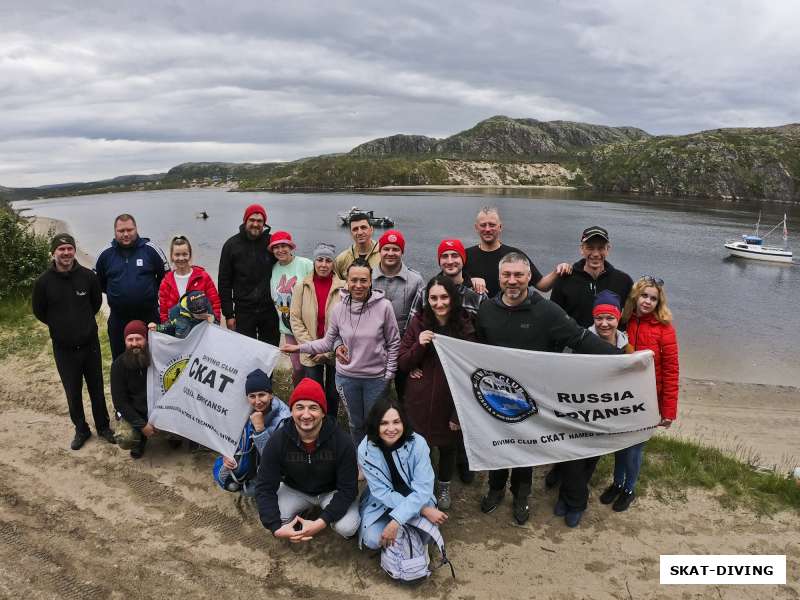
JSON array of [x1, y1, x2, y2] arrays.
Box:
[[599, 482, 624, 505], [480, 488, 505, 514], [70, 429, 91, 451], [130, 438, 147, 459], [553, 498, 568, 517], [437, 482, 451, 510], [458, 463, 476, 484], [512, 494, 530, 525], [97, 427, 117, 444], [565, 509, 584, 528], [613, 489, 636, 512], [544, 466, 560, 489]]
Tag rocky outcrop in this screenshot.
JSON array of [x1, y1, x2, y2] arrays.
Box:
[[438, 160, 581, 186], [350, 115, 650, 159]]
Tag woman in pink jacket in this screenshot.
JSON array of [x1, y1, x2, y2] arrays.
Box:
[[599, 275, 679, 512], [158, 235, 221, 323]]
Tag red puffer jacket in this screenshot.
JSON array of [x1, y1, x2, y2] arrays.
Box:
[[158, 266, 222, 323], [626, 313, 679, 420]]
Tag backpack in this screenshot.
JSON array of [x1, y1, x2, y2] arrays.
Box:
[[380, 516, 454, 583]]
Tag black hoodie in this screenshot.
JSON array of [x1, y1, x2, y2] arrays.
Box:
[[217, 223, 274, 318], [32, 260, 102, 347], [549, 259, 633, 328], [255, 416, 357, 533]]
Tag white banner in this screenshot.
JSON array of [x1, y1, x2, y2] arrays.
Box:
[[433, 335, 660, 471], [147, 322, 281, 457]]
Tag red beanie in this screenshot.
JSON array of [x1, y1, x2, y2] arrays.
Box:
[[437, 239, 466, 264], [123, 320, 148, 340], [379, 230, 405, 252], [289, 378, 327, 414], [268, 230, 296, 250], [243, 203, 267, 223]]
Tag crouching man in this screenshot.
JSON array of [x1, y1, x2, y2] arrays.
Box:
[[256, 378, 360, 542], [213, 368, 290, 496], [111, 320, 157, 458]]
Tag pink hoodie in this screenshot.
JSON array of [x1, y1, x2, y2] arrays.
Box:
[[299, 289, 400, 380]]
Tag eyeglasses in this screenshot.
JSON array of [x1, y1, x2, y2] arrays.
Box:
[[639, 274, 664, 286]]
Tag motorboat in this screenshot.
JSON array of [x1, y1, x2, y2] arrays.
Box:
[[337, 206, 394, 228], [724, 213, 792, 263]]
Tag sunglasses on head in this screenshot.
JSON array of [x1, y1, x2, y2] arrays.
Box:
[[639, 274, 664, 286]]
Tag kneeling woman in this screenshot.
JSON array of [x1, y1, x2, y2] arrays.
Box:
[[357, 398, 447, 550]]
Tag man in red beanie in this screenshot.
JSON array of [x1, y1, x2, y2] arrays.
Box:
[[111, 320, 157, 459], [256, 378, 360, 542], [407, 238, 485, 324], [371, 230, 423, 400], [217, 203, 280, 345]]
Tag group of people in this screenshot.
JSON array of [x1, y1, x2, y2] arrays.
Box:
[[32, 202, 679, 564]]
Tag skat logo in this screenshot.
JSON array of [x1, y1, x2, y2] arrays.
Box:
[[471, 369, 537, 423]]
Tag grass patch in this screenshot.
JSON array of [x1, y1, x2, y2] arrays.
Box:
[[0, 294, 51, 360], [593, 435, 800, 515]]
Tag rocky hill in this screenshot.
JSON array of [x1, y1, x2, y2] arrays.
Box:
[[350, 115, 650, 159]]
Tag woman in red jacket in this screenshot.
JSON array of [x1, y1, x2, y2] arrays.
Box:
[[159, 235, 222, 323], [599, 275, 679, 512], [398, 275, 476, 511]]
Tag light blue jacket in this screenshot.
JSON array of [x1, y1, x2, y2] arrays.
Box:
[[356, 433, 436, 536]]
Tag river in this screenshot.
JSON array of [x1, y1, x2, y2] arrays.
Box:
[[13, 187, 799, 387]]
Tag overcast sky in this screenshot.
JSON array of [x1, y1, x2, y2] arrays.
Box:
[[2, 0, 798, 187]]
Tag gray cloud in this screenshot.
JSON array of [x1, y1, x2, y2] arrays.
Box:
[[2, 0, 798, 186]]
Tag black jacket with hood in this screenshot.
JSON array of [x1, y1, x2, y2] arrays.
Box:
[[549, 259, 633, 328], [217, 223, 275, 319]]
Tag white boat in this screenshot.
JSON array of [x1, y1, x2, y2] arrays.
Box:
[[724, 213, 792, 263]]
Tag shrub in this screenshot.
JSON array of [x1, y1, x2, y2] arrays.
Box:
[[0, 208, 51, 299]]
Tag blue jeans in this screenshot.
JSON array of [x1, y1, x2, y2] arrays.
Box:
[[613, 442, 646, 492], [335, 373, 388, 447]]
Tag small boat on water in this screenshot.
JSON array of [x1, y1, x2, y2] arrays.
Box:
[[724, 213, 792, 263], [196, 211, 209, 219], [337, 206, 394, 228]]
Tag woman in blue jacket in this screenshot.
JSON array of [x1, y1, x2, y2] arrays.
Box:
[[357, 397, 448, 550]]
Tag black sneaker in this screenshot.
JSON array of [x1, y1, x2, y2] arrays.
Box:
[[613, 489, 636, 512], [512, 495, 530, 525], [97, 427, 117, 444], [599, 483, 624, 505], [130, 438, 147, 459], [480, 488, 505, 514], [70, 429, 91, 451]]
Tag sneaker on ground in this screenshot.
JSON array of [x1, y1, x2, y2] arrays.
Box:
[[479, 488, 505, 514], [512, 495, 530, 525], [70, 429, 91, 451], [97, 428, 116, 444], [565, 509, 584, 528], [613, 489, 636, 512], [130, 438, 147, 459], [437, 483, 451, 510], [599, 482, 624, 505], [458, 464, 476, 484]]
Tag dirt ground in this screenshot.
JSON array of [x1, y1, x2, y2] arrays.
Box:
[[1, 216, 796, 599]]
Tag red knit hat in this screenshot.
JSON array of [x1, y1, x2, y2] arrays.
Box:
[[123, 320, 148, 341], [378, 230, 405, 252], [437, 239, 466, 264], [243, 203, 267, 223], [268, 230, 296, 250], [289, 378, 327, 414]]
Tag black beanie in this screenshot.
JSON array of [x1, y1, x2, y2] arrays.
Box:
[[245, 368, 272, 394], [50, 233, 76, 253]]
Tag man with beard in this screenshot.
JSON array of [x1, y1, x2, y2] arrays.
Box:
[[371, 230, 424, 400], [33, 233, 115, 450], [476, 253, 621, 527], [95, 214, 169, 359], [334, 213, 381, 279], [111, 320, 157, 459], [218, 204, 279, 345]]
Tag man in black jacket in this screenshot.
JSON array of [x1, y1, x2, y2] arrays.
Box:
[[32, 233, 114, 450], [256, 378, 360, 542], [110, 320, 156, 459], [217, 203, 279, 346], [476, 252, 621, 527]]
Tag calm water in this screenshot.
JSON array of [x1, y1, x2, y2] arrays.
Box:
[[14, 188, 800, 387]]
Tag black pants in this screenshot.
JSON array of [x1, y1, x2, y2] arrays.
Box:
[[435, 445, 457, 482], [52, 336, 110, 433], [108, 307, 159, 359], [393, 369, 408, 402], [488, 467, 533, 496], [235, 310, 280, 346], [304, 363, 338, 420], [558, 456, 601, 511]]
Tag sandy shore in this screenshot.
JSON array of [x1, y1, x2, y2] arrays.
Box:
[[4, 213, 797, 598]]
